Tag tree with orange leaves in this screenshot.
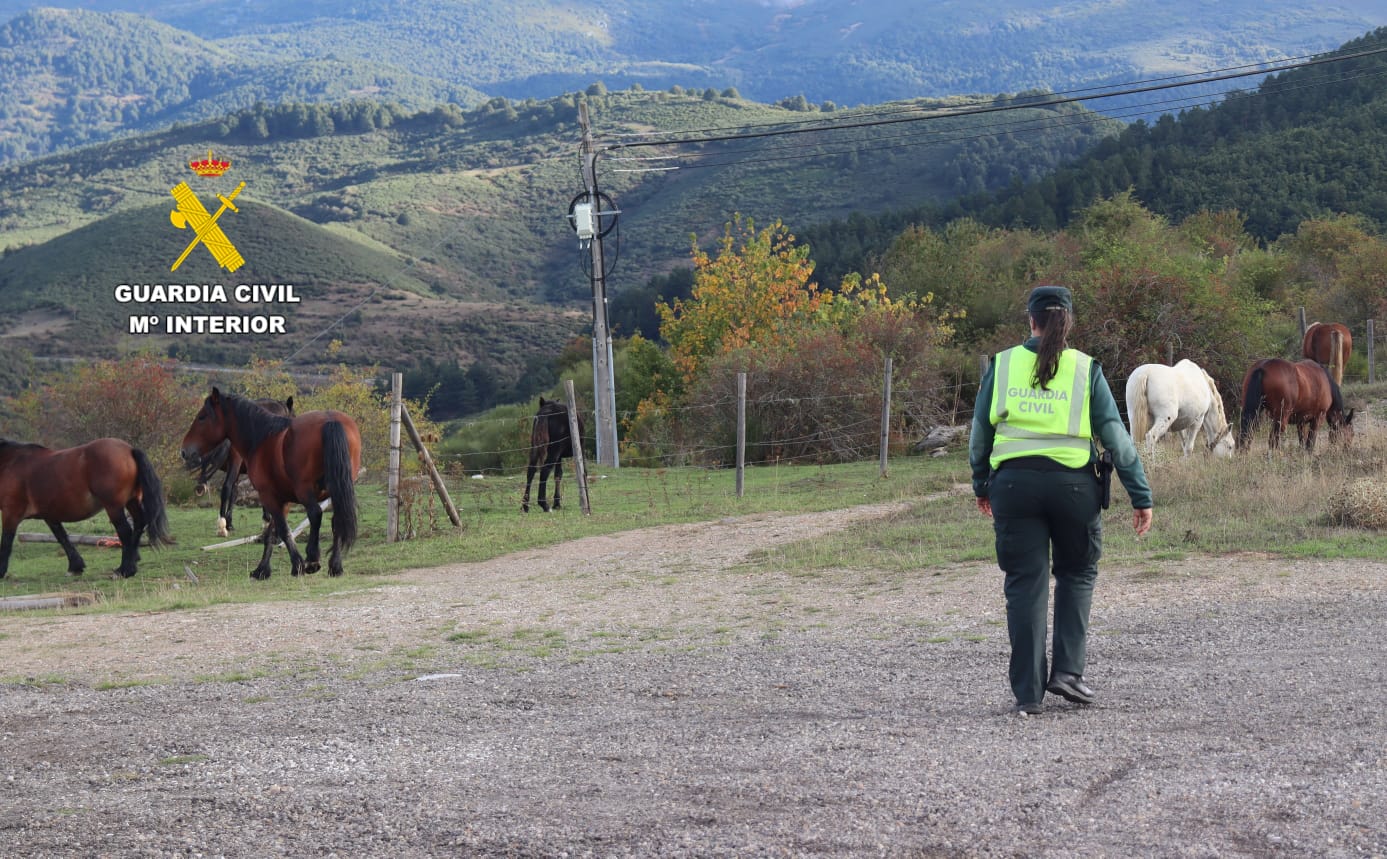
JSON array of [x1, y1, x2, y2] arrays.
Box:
[[657, 215, 821, 383]]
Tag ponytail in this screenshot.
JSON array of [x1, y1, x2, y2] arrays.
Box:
[[1029, 308, 1073, 389]]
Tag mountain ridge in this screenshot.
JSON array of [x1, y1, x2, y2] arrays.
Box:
[[1, 1, 1384, 164]]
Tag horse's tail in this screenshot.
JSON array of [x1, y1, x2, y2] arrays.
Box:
[[1128, 369, 1151, 448], [1239, 367, 1266, 446], [132, 448, 174, 546], [322, 419, 359, 551], [1301, 322, 1320, 360]]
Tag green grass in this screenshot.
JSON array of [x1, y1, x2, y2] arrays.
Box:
[[6, 422, 1386, 625], [0, 453, 964, 616], [749, 419, 1387, 575]]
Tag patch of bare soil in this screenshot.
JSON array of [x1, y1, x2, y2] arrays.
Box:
[[0, 308, 72, 339], [2, 500, 1386, 857]]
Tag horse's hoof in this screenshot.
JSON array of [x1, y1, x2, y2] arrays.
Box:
[[538, 502, 550, 513], [251, 568, 271, 581], [521, 503, 529, 513], [303, 561, 320, 575], [117, 569, 137, 579]]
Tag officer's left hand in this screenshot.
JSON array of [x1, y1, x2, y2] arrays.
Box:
[[976, 497, 992, 517]]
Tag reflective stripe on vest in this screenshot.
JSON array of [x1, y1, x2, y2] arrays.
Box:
[[989, 346, 1093, 469]]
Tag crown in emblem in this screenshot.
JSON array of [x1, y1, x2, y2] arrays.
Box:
[[189, 149, 231, 177]]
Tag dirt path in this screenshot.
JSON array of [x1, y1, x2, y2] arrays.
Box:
[[3, 500, 1386, 857], [5, 501, 927, 684]]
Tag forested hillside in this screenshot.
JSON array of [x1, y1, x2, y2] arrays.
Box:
[[802, 28, 1387, 286], [1, 0, 1383, 164], [0, 86, 1115, 381], [0, 8, 476, 162]]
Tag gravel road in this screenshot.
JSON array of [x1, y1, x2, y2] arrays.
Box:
[[2, 501, 1385, 857]]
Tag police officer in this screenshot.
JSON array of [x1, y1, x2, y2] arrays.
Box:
[[970, 285, 1153, 715]]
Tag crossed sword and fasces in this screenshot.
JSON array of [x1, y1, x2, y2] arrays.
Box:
[[169, 180, 247, 273]]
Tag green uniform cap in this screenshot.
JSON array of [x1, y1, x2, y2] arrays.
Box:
[[1027, 285, 1072, 313]]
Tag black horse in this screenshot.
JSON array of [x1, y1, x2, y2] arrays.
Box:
[[521, 397, 584, 513], [192, 397, 294, 535]]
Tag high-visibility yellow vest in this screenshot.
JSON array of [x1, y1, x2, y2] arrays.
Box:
[[989, 346, 1093, 469]]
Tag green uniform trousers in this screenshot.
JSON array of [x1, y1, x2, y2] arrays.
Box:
[[988, 462, 1103, 705]]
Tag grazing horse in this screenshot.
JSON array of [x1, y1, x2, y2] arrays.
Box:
[[180, 388, 361, 579], [1238, 358, 1354, 451], [521, 396, 584, 513], [1125, 359, 1235, 458], [1302, 322, 1352, 378], [0, 437, 172, 578], [192, 396, 294, 537]]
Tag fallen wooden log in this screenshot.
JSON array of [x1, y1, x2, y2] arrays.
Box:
[[0, 592, 98, 612], [201, 499, 330, 551], [17, 533, 154, 547]]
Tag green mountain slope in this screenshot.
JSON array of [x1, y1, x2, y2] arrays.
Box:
[[0, 197, 584, 374], [0, 87, 1120, 372], [2, 1, 1385, 164], [799, 26, 1387, 285], [0, 8, 479, 162]]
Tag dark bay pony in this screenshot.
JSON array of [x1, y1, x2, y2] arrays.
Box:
[[192, 396, 294, 537], [0, 437, 172, 578], [1238, 358, 1354, 451], [1302, 322, 1352, 374], [181, 389, 361, 579], [521, 396, 584, 513]]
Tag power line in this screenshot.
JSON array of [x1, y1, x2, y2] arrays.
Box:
[[596, 47, 1356, 144], [598, 45, 1387, 153], [602, 63, 1387, 175], [282, 42, 1387, 364]]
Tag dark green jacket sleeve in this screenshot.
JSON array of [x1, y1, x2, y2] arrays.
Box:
[[969, 358, 997, 497], [969, 344, 1153, 509], [1090, 364, 1153, 509]]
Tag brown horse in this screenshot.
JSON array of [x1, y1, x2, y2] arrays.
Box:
[[180, 388, 361, 579], [192, 396, 294, 537], [1302, 322, 1352, 378], [521, 396, 584, 513], [0, 437, 172, 578], [1238, 358, 1354, 451]]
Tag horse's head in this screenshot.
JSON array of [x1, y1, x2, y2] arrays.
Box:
[[191, 440, 233, 492], [1329, 407, 1355, 448], [1208, 424, 1236, 458], [181, 387, 231, 470]]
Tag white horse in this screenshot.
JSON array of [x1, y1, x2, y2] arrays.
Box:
[[1125, 359, 1235, 458]]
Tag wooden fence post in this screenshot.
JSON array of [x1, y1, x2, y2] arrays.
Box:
[[1298, 307, 1307, 338], [387, 372, 402, 542], [1368, 319, 1376, 385], [879, 356, 892, 479], [736, 371, 746, 498], [563, 379, 591, 515], [401, 403, 462, 529]]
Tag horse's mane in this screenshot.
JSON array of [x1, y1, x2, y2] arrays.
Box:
[[1324, 365, 1347, 414], [1201, 368, 1229, 427], [218, 392, 294, 455], [0, 437, 47, 453]]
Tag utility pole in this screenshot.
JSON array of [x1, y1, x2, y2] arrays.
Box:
[[578, 100, 619, 467]]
